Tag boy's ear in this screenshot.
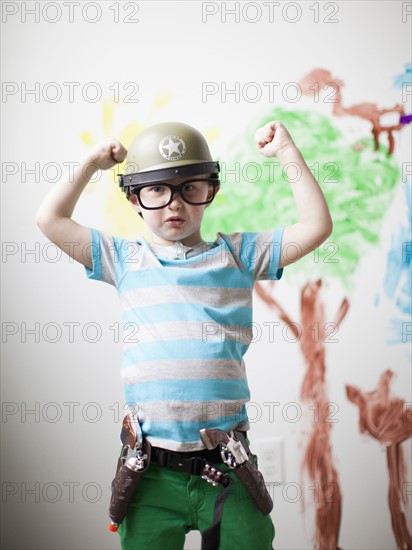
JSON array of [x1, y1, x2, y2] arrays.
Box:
[[208, 182, 220, 198], [129, 194, 139, 209], [205, 184, 220, 209], [211, 183, 220, 200], [128, 194, 143, 218]]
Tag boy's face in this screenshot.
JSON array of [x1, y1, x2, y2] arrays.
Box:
[[128, 174, 218, 247]]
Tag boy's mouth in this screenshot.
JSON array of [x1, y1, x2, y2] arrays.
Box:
[[165, 216, 185, 227]]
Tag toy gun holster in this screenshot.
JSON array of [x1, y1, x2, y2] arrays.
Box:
[[200, 428, 273, 516], [108, 414, 151, 532]]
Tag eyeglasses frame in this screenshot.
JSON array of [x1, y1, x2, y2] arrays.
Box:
[[129, 178, 220, 210]]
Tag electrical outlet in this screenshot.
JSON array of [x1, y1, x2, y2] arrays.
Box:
[[252, 437, 285, 484]]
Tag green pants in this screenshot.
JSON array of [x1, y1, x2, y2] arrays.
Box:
[[118, 460, 275, 549]]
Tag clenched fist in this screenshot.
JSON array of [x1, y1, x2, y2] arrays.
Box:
[[255, 121, 295, 158], [88, 138, 128, 170]]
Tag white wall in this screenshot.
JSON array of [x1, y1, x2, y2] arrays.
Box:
[[1, 2, 411, 549]]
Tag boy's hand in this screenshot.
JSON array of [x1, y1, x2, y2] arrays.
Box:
[[255, 121, 295, 158], [87, 138, 128, 170]]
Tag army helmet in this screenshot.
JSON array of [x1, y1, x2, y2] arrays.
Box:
[[119, 121, 220, 194]]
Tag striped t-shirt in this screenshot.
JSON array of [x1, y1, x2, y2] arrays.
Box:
[[85, 228, 284, 451]]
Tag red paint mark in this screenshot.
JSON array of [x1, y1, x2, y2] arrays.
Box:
[[255, 280, 349, 549], [299, 68, 406, 155], [346, 370, 412, 549]]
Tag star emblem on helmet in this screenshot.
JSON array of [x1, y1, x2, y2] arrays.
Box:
[[159, 135, 187, 161]]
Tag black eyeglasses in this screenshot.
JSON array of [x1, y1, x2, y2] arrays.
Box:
[[130, 178, 219, 210]]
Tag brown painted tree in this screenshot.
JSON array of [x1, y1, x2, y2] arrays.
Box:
[[256, 280, 349, 549]]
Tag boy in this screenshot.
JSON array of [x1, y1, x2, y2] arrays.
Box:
[[36, 120, 333, 549]]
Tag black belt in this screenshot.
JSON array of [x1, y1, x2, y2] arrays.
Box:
[[151, 446, 223, 475], [151, 431, 247, 476]]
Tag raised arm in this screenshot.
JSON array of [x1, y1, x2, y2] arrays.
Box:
[[255, 121, 333, 269], [35, 139, 127, 269]]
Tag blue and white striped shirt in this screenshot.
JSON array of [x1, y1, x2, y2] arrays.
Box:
[[85, 228, 284, 451]]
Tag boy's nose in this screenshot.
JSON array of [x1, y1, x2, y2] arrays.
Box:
[[168, 191, 183, 209]]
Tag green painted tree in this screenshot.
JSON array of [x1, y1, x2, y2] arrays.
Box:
[[202, 108, 400, 289]]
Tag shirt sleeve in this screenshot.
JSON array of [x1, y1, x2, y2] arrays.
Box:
[[84, 227, 119, 287], [234, 228, 284, 281]]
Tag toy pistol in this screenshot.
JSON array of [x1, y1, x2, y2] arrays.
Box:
[[199, 428, 273, 516], [108, 414, 151, 532]]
